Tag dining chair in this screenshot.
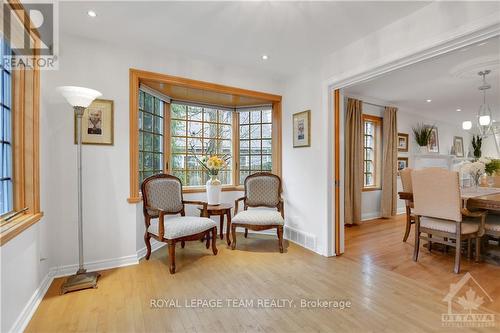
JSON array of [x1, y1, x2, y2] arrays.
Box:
[[412, 168, 486, 273], [400, 168, 415, 242], [231, 172, 285, 252], [141, 174, 218, 274]]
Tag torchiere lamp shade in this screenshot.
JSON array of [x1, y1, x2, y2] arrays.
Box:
[[57, 86, 102, 107]]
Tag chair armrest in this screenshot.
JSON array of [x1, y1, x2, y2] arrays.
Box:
[[461, 208, 487, 237], [145, 205, 165, 239], [234, 197, 246, 215], [183, 200, 208, 217]]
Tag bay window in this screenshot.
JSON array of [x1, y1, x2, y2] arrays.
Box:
[[130, 70, 281, 202]]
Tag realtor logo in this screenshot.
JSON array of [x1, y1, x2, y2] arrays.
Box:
[[442, 273, 495, 327], [2, 1, 58, 69]]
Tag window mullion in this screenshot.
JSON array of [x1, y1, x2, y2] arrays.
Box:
[[232, 111, 239, 186], [164, 102, 171, 173]]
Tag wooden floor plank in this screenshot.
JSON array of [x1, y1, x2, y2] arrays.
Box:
[[25, 232, 499, 332]]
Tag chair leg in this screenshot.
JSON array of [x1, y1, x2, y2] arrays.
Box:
[[181, 241, 185, 249], [403, 207, 412, 242], [211, 227, 218, 255], [277, 225, 284, 253], [467, 239, 472, 259], [454, 226, 462, 274], [144, 233, 152, 260], [475, 236, 481, 263], [428, 234, 432, 252], [231, 224, 237, 250], [244, 228, 248, 238], [167, 241, 176, 274], [413, 217, 420, 262], [219, 215, 224, 240], [205, 231, 210, 249]]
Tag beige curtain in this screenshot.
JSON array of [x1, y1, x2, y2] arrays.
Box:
[[381, 107, 398, 218], [345, 98, 363, 225]]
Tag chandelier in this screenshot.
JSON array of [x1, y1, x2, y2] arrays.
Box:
[[462, 70, 497, 138]]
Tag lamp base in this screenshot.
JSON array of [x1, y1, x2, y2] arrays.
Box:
[[61, 269, 100, 294]]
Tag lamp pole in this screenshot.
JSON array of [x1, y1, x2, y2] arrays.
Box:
[[58, 86, 102, 294]]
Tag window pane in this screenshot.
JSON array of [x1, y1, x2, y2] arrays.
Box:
[[171, 120, 186, 136], [262, 124, 272, 139], [153, 134, 162, 152], [240, 112, 249, 124], [154, 99, 162, 116], [204, 122, 217, 138], [240, 125, 249, 139], [262, 140, 272, 154], [187, 171, 203, 186], [143, 133, 153, 151], [173, 170, 186, 184], [262, 110, 272, 123], [171, 137, 186, 153], [171, 154, 185, 169], [143, 112, 153, 132], [262, 155, 272, 171], [250, 124, 261, 139], [250, 111, 261, 123], [187, 106, 203, 121], [250, 140, 262, 154], [144, 94, 153, 113], [139, 91, 144, 110], [251, 156, 261, 169], [154, 116, 162, 133], [219, 110, 231, 124], [220, 124, 231, 140], [171, 104, 186, 119], [240, 155, 249, 169], [204, 108, 217, 122], [188, 121, 202, 137], [240, 140, 249, 155]]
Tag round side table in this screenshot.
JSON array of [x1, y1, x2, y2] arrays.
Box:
[[198, 203, 233, 246]]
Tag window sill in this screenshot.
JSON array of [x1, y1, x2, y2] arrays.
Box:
[[0, 212, 44, 246], [127, 185, 245, 203], [362, 187, 381, 192]]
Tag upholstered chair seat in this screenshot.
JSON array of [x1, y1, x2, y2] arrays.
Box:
[[420, 217, 479, 234], [148, 216, 216, 239], [232, 210, 284, 226]]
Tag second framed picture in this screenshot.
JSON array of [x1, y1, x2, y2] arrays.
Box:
[[453, 136, 464, 157], [397, 133, 409, 152], [427, 127, 439, 153], [293, 110, 311, 148], [74, 99, 114, 145], [397, 157, 409, 172]]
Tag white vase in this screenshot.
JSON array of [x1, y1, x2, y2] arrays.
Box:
[[206, 175, 222, 205]]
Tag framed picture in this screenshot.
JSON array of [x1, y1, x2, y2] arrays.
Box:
[[453, 136, 464, 157], [293, 110, 311, 148], [397, 157, 409, 172], [397, 133, 409, 152], [74, 99, 114, 145], [427, 127, 439, 153]]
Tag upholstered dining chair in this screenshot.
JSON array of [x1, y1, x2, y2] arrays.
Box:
[[231, 172, 285, 252], [400, 168, 415, 242], [412, 168, 486, 274], [141, 174, 218, 274]]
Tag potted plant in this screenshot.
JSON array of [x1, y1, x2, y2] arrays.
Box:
[[412, 123, 434, 154], [472, 135, 482, 158]]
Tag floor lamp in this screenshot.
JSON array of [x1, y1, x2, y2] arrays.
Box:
[[57, 86, 102, 294]]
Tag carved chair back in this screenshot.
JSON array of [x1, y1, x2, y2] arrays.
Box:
[[141, 174, 185, 227], [244, 172, 282, 211]]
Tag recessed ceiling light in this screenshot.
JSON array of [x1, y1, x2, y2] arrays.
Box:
[[426, 99, 432, 103], [456, 108, 461, 112], [261, 55, 268, 60], [87, 10, 97, 18]]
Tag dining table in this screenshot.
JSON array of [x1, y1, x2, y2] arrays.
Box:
[[398, 187, 500, 265]]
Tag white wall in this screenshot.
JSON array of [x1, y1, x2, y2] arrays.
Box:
[[282, 1, 500, 255]]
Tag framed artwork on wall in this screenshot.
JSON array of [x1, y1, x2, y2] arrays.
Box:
[[453, 136, 464, 157], [397, 132, 409, 152], [293, 110, 311, 148], [74, 99, 114, 145], [427, 127, 439, 153], [397, 157, 409, 172]]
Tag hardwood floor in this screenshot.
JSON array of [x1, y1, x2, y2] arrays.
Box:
[[344, 214, 500, 313], [26, 232, 498, 332]]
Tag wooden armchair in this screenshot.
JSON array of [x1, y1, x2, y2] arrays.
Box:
[[231, 172, 285, 253], [412, 168, 486, 273], [141, 174, 218, 274]]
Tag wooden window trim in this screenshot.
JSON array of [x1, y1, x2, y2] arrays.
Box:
[[0, 0, 42, 246], [128, 69, 282, 203], [362, 114, 382, 192]]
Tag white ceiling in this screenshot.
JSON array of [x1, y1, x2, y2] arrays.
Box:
[[59, 1, 429, 77], [345, 36, 500, 126]]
